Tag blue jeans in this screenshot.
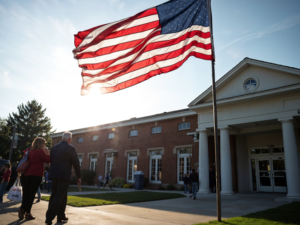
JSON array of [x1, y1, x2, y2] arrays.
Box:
[[36, 187, 41, 199], [47, 182, 52, 192], [192, 182, 198, 198], [98, 181, 102, 189], [184, 184, 190, 193], [0, 181, 8, 203]]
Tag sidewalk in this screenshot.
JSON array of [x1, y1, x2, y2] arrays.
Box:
[[0, 189, 292, 225]]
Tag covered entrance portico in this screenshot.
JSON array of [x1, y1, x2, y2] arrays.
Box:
[[188, 58, 300, 199]]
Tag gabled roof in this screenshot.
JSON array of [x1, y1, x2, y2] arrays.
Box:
[[188, 57, 300, 107]]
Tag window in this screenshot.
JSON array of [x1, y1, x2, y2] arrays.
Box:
[[78, 137, 83, 143], [151, 127, 162, 134], [89, 154, 97, 171], [92, 135, 98, 141], [78, 155, 83, 167], [108, 133, 115, 139], [178, 122, 190, 130], [129, 130, 138, 137], [250, 148, 284, 154], [106, 153, 113, 176]]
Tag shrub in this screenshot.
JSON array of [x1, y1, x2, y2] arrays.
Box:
[[81, 169, 96, 185], [123, 184, 131, 188], [70, 176, 77, 185], [166, 184, 175, 190], [143, 177, 149, 187], [158, 185, 166, 190], [110, 177, 126, 187], [179, 186, 184, 191]]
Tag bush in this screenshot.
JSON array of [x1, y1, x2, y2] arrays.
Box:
[[110, 177, 126, 187], [166, 184, 175, 190], [70, 176, 77, 185], [81, 169, 96, 185], [143, 177, 149, 187], [123, 184, 131, 188], [158, 185, 166, 190], [179, 186, 184, 191]]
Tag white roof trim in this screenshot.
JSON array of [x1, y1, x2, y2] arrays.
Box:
[[188, 58, 300, 107], [50, 109, 196, 138]]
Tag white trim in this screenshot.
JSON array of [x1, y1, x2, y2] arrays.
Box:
[[87, 152, 99, 159], [147, 147, 164, 156], [102, 149, 118, 154], [124, 149, 139, 157], [50, 110, 196, 138], [173, 144, 193, 154]]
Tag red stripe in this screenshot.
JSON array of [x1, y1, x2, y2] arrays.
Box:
[[80, 29, 211, 73], [74, 24, 106, 48], [73, 8, 158, 54], [81, 51, 212, 95], [75, 21, 159, 60], [82, 40, 212, 83]]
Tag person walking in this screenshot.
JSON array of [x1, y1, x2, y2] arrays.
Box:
[[45, 131, 81, 225], [36, 187, 41, 203], [45, 170, 52, 193], [182, 174, 190, 194], [97, 174, 103, 190], [0, 162, 11, 203], [189, 169, 199, 200], [103, 172, 112, 190], [209, 167, 216, 193], [6, 166, 17, 192], [18, 138, 51, 220]]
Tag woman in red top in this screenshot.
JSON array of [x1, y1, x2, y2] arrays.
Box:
[[18, 137, 51, 220], [0, 162, 11, 203]]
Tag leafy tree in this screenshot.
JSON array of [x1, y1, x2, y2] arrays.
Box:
[[6, 100, 55, 161], [0, 117, 11, 160]]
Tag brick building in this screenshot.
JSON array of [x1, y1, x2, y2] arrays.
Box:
[[51, 58, 300, 197]]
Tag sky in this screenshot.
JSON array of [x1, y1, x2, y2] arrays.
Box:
[[0, 0, 300, 133]]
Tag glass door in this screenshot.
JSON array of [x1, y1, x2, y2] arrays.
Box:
[[177, 148, 191, 184], [105, 153, 113, 176], [127, 152, 137, 183], [258, 159, 273, 192], [272, 159, 287, 192]]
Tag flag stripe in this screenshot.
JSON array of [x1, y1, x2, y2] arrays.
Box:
[[80, 27, 211, 74], [83, 45, 212, 88]]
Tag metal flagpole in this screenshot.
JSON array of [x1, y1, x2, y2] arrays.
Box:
[[207, 0, 221, 222]]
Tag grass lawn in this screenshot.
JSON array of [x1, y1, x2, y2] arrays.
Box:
[[41, 191, 185, 207], [67, 186, 113, 192], [195, 202, 300, 225]]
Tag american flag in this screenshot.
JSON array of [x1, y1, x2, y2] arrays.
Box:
[[73, 0, 213, 95]]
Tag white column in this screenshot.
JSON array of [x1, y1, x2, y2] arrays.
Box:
[[198, 130, 210, 194], [220, 127, 234, 195], [280, 119, 300, 198]]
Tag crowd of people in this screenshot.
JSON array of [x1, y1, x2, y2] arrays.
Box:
[[0, 131, 81, 225]]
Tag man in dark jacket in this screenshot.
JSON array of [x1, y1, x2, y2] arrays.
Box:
[[182, 174, 190, 194], [45, 131, 81, 225], [189, 169, 199, 200]]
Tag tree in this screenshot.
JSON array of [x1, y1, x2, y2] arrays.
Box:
[[0, 117, 11, 159], [6, 100, 55, 161]]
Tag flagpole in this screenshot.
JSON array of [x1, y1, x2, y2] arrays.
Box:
[[207, 0, 221, 222]]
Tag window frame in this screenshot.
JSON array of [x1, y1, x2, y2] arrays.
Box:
[[92, 135, 99, 141], [151, 126, 162, 134], [108, 133, 115, 139], [129, 130, 138, 137], [77, 137, 83, 143], [178, 122, 190, 131]]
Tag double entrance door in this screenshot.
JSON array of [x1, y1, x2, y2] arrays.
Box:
[[257, 158, 287, 192]]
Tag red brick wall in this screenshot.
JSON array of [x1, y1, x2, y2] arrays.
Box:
[[52, 115, 198, 185]]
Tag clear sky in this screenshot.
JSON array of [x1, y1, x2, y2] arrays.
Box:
[[0, 0, 300, 133]]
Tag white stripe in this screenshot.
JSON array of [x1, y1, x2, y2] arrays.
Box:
[[83, 45, 212, 88], [76, 18, 127, 49], [115, 14, 159, 31], [75, 16, 159, 57], [78, 28, 156, 64], [81, 26, 210, 76]]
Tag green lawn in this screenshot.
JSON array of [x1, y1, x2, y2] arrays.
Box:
[[41, 191, 185, 207], [67, 186, 113, 192], [195, 202, 300, 225]]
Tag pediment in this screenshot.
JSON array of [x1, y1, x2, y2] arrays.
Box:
[[189, 58, 300, 106]]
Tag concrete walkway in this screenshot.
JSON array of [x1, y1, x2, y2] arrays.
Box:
[[0, 189, 293, 225]]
